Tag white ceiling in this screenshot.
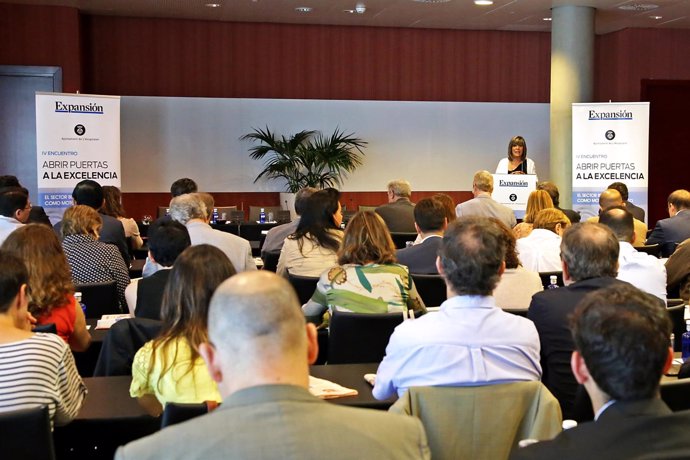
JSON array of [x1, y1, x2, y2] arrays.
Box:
[[8, 0, 690, 34]]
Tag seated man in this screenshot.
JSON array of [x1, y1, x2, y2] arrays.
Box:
[[608, 181, 645, 222], [125, 220, 191, 318], [170, 193, 256, 272], [261, 187, 317, 257], [0, 175, 51, 226], [646, 189, 690, 257], [373, 217, 541, 400], [528, 222, 630, 420], [396, 197, 447, 274], [586, 189, 647, 247], [375, 179, 416, 233], [665, 237, 690, 302], [116, 271, 430, 460], [0, 187, 30, 245], [598, 206, 666, 302], [456, 171, 516, 228], [512, 284, 690, 459]]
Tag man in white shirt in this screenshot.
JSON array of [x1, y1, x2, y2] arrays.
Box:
[[455, 170, 516, 228], [170, 193, 257, 272], [598, 206, 667, 302], [373, 216, 541, 400], [0, 187, 31, 245]]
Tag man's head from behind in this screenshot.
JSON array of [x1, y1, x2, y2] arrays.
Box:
[[598, 206, 634, 244], [598, 188, 623, 211], [72, 180, 104, 210], [438, 217, 505, 296], [294, 187, 318, 216], [560, 222, 619, 282], [200, 271, 318, 396], [0, 187, 30, 222], [571, 284, 672, 402], [472, 170, 494, 195], [668, 189, 690, 215], [170, 178, 198, 198], [387, 179, 411, 201], [536, 181, 560, 207], [608, 182, 629, 201], [414, 197, 447, 234], [169, 193, 206, 225], [147, 220, 191, 267], [0, 251, 28, 316]]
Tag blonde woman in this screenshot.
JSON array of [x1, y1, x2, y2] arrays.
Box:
[[513, 190, 554, 239], [516, 208, 571, 272]]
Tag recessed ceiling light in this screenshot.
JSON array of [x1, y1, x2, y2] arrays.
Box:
[[205, 3, 221, 7], [295, 6, 312, 12], [343, 9, 355, 13], [543, 17, 552, 21], [618, 4, 658, 11], [650, 15, 663, 19], [474, 0, 494, 5]]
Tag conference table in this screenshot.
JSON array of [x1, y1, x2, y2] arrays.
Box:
[[73, 319, 108, 377]]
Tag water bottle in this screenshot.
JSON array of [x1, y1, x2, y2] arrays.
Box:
[[211, 208, 219, 224], [259, 208, 266, 224], [682, 321, 690, 362], [75, 292, 86, 315], [547, 275, 559, 290]]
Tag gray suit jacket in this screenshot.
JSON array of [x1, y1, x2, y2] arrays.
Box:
[[396, 235, 442, 274], [116, 384, 430, 460], [376, 198, 416, 233], [455, 194, 517, 228]]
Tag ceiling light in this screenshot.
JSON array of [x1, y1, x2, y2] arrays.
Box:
[[649, 15, 662, 19], [543, 17, 552, 21], [618, 4, 658, 11], [474, 0, 494, 5], [205, 3, 221, 7], [295, 6, 312, 12], [413, 0, 451, 3], [355, 3, 366, 13]]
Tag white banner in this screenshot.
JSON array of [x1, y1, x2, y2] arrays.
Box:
[[571, 102, 649, 222], [36, 93, 121, 223]]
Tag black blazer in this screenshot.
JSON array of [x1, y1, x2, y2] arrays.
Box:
[[510, 399, 690, 460], [395, 236, 441, 275], [135, 269, 171, 320], [527, 277, 630, 420], [647, 210, 690, 257]]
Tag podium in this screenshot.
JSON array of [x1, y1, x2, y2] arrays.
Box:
[[492, 174, 537, 219]]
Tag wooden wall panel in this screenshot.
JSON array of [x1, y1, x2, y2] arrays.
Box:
[[0, 4, 82, 92], [83, 16, 551, 102]]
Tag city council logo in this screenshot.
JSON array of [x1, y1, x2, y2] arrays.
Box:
[[74, 124, 86, 136], [605, 130, 615, 141]]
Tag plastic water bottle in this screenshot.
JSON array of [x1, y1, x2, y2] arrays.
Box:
[[259, 208, 266, 224], [211, 208, 219, 224], [75, 292, 86, 315], [682, 321, 690, 362], [547, 275, 559, 290]]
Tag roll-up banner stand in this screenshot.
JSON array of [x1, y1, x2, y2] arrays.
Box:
[[36, 92, 121, 224], [571, 102, 649, 223]]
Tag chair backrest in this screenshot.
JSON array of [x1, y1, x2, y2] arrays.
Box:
[[0, 405, 55, 460], [213, 206, 237, 221], [261, 250, 281, 273], [75, 281, 120, 319], [328, 310, 411, 364], [287, 273, 319, 305], [93, 318, 163, 376], [249, 205, 282, 222], [33, 322, 57, 334], [538, 271, 564, 290], [390, 382, 562, 460], [157, 206, 170, 219], [390, 232, 418, 249], [358, 205, 377, 212], [228, 210, 246, 223], [661, 378, 690, 411], [277, 210, 291, 223], [637, 243, 661, 258], [411, 274, 447, 308], [667, 304, 686, 351], [160, 402, 209, 428]]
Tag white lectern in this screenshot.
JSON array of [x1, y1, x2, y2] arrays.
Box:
[[492, 174, 537, 219]]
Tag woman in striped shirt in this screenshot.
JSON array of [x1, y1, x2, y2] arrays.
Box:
[[0, 251, 86, 427]]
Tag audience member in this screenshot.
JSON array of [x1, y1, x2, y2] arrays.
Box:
[[1, 225, 91, 352], [375, 179, 416, 233], [125, 220, 191, 318], [665, 237, 690, 302], [432, 193, 456, 224], [646, 189, 690, 257], [170, 177, 198, 197], [396, 197, 446, 274], [170, 193, 256, 272], [586, 189, 647, 247], [102, 185, 144, 250], [608, 181, 645, 222], [373, 217, 541, 400], [513, 285, 689, 460], [537, 181, 581, 224], [54, 179, 130, 265], [527, 222, 629, 420], [0, 251, 86, 426], [455, 170, 517, 228], [598, 207, 666, 302], [302, 211, 426, 325], [276, 188, 343, 277], [512, 190, 554, 239], [261, 187, 317, 257], [0, 186, 30, 245], [492, 219, 544, 310], [130, 245, 235, 416], [0, 175, 51, 225], [60, 205, 130, 309], [516, 208, 570, 272]]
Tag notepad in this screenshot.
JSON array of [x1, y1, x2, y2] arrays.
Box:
[[308, 376, 358, 399], [96, 314, 133, 330]]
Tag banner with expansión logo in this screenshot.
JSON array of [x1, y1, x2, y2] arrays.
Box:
[[36, 93, 121, 224], [571, 102, 649, 223]]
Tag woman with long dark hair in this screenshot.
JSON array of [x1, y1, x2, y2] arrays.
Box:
[[102, 185, 143, 250]]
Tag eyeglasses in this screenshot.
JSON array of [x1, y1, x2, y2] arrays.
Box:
[[23, 203, 32, 210]]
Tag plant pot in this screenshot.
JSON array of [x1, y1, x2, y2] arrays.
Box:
[[280, 192, 297, 221]]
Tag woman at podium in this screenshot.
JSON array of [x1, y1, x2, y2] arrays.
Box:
[[495, 135, 537, 180]]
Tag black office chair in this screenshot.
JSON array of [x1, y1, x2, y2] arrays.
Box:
[[228, 210, 245, 223], [160, 402, 210, 428], [287, 273, 319, 305], [389, 232, 418, 249], [538, 271, 564, 290], [668, 304, 687, 352], [33, 322, 57, 334], [0, 406, 55, 460], [328, 309, 419, 364], [661, 378, 690, 411], [636, 244, 661, 258], [261, 250, 281, 272], [75, 280, 120, 319], [411, 274, 447, 307]]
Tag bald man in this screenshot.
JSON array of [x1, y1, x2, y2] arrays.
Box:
[[586, 189, 647, 247], [116, 271, 430, 460]]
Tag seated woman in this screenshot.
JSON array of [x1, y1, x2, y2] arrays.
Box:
[[61, 205, 131, 309], [492, 219, 543, 310], [516, 208, 571, 272], [130, 245, 236, 416], [513, 190, 554, 239], [302, 211, 426, 325], [276, 188, 344, 277], [0, 252, 86, 427], [102, 185, 144, 250], [1, 224, 91, 352]]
